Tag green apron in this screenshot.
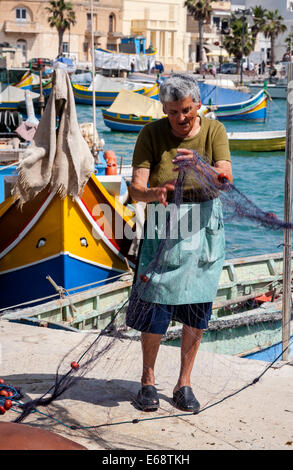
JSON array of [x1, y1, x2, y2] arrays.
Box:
[[136, 198, 225, 305]]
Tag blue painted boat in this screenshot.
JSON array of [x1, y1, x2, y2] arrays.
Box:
[[210, 89, 267, 122]]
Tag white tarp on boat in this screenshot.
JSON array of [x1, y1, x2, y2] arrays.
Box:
[[107, 89, 165, 118], [0, 85, 39, 103], [88, 74, 144, 92], [94, 49, 156, 72]]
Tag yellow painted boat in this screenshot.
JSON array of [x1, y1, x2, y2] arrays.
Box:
[[227, 130, 286, 152], [0, 173, 135, 309]]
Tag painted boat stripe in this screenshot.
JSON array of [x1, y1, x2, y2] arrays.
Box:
[[75, 196, 135, 268], [0, 192, 55, 260], [0, 252, 127, 276]]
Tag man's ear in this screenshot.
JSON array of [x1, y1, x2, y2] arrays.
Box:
[[196, 98, 201, 110], [163, 104, 167, 114]]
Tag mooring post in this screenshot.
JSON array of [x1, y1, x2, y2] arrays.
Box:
[[282, 63, 293, 361]]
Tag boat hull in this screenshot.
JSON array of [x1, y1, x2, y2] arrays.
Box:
[[72, 82, 159, 105], [213, 90, 267, 122], [228, 131, 286, 152], [0, 174, 135, 309], [0, 253, 123, 310]]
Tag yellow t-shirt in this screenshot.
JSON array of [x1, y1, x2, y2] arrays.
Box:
[[132, 115, 231, 192]]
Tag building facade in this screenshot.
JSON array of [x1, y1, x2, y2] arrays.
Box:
[[0, 0, 222, 71], [186, 0, 231, 68], [231, 0, 293, 63], [0, 0, 123, 65]]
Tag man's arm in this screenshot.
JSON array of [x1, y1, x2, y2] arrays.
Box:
[[214, 160, 233, 183], [130, 167, 176, 207], [173, 149, 233, 183]]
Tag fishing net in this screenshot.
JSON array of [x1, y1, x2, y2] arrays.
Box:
[[3, 151, 293, 446]]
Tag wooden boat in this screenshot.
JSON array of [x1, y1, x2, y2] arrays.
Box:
[[0, 85, 39, 110], [208, 89, 267, 122], [14, 71, 52, 96], [72, 74, 159, 106], [228, 130, 286, 152], [102, 88, 165, 132], [247, 82, 286, 100], [102, 88, 268, 132], [1, 251, 290, 360], [0, 172, 135, 310]]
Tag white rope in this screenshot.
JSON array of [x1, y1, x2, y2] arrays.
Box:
[[0, 161, 20, 171]]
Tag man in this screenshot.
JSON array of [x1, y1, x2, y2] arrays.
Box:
[[126, 73, 232, 413]]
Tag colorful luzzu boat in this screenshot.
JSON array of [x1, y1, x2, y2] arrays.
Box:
[[0, 173, 135, 310], [102, 89, 268, 132], [72, 79, 159, 106], [209, 89, 267, 122]]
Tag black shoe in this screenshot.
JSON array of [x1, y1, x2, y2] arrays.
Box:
[[173, 386, 200, 413], [136, 385, 159, 411]]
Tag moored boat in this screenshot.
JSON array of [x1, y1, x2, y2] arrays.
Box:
[[1, 251, 290, 360], [228, 130, 286, 152], [72, 73, 159, 106], [0, 173, 135, 310], [208, 89, 268, 122]]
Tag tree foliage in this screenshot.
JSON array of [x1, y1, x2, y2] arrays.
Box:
[[46, 0, 76, 57], [184, 0, 212, 66]]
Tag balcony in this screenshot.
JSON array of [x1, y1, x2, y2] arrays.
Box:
[[131, 19, 177, 34], [85, 28, 106, 38], [211, 1, 231, 12], [4, 20, 39, 34]]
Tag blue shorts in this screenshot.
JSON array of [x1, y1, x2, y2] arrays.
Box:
[[126, 300, 212, 335]]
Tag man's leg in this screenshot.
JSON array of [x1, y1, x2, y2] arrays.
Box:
[[141, 332, 162, 386], [173, 325, 203, 394]]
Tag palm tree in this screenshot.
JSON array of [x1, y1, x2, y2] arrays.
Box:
[[262, 9, 287, 69], [185, 0, 213, 71], [285, 32, 293, 61], [46, 0, 76, 57], [251, 5, 267, 48], [222, 14, 254, 75]]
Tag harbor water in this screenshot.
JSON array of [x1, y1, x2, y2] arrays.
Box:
[[76, 98, 288, 260]]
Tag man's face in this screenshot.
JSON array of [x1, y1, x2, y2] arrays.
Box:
[[163, 95, 201, 138]]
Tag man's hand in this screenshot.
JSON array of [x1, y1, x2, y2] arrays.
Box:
[[153, 180, 176, 207]]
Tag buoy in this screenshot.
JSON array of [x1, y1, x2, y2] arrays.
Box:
[[218, 172, 228, 183], [266, 212, 277, 219], [0, 406, 5, 415], [71, 361, 79, 370], [139, 274, 149, 283], [4, 400, 12, 410], [104, 150, 117, 175]]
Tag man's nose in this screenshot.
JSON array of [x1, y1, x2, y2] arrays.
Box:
[[177, 112, 186, 122]]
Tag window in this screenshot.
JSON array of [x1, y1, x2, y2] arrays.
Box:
[[17, 39, 27, 60], [16, 7, 27, 22], [62, 42, 69, 53], [87, 12, 97, 30], [109, 13, 115, 33]]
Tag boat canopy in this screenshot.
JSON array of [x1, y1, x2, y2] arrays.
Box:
[[107, 89, 165, 118], [88, 73, 144, 92], [0, 85, 39, 102], [198, 82, 252, 106]]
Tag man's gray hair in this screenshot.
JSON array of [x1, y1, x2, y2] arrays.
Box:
[[159, 73, 201, 105]]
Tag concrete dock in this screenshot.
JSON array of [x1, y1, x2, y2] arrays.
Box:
[[0, 319, 292, 450]]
